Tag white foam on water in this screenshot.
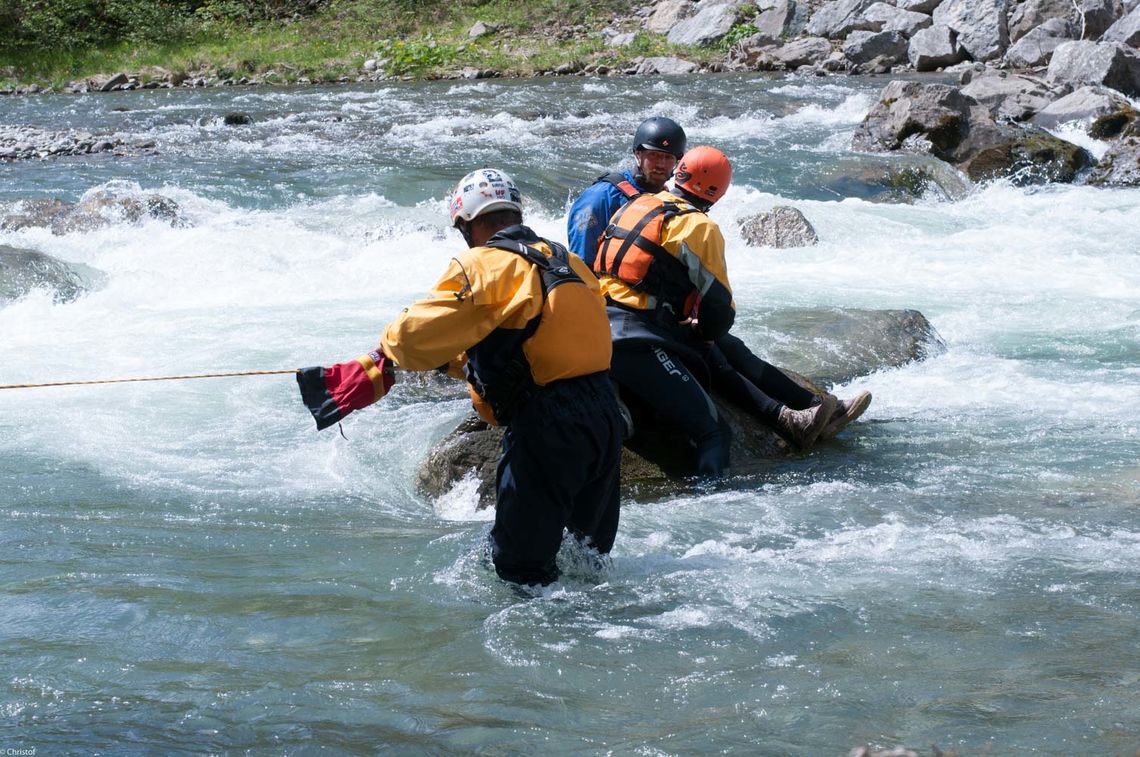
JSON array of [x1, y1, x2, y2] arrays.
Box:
[[1047, 122, 1113, 160], [433, 470, 494, 523], [0, 184, 474, 509], [778, 93, 874, 128], [770, 81, 873, 100]]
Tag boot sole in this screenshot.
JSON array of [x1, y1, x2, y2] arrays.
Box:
[[820, 390, 872, 441]]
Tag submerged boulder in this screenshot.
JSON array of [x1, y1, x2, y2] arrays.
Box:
[[0, 190, 187, 235], [822, 154, 973, 203], [417, 307, 945, 508], [0, 245, 103, 305], [748, 307, 946, 387], [0, 198, 73, 231]]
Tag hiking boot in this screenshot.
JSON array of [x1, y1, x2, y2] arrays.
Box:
[[777, 394, 837, 450], [819, 390, 872, 441]]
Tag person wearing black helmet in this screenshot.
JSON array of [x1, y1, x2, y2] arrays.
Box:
[[567, 119, 873, 453], [567, 116, 687, 268]]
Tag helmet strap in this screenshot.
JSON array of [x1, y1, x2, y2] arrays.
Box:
[[671, 186, 713, 212], [456, 219, 476, 248]]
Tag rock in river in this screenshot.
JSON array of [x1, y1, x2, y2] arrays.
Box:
[[0, 245, 104, 305], [417, 307, 945, 508]]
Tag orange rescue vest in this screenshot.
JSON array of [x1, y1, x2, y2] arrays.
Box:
[[594, 192, 701, 315]]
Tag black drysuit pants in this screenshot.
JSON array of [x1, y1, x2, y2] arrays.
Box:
[[610, 342, 731, 478], [706, 333, 817, 422], [490, 372, 624, 586]]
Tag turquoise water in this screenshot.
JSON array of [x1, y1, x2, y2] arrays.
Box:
[[2, 74, 1139, 754]]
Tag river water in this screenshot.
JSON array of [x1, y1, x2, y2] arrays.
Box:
[[2, 74, 1139, 755]]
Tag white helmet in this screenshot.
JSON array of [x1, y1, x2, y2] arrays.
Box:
[[448, 168, 522, 226]]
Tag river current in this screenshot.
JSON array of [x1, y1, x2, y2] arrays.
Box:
[[2, 74, 1139, 754]]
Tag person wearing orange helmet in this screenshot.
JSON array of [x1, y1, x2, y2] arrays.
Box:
[[570, 126, 872, 460], [592, 145, 768, 476]]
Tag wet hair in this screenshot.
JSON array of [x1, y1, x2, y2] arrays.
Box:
[[474, 208, 523, 228]]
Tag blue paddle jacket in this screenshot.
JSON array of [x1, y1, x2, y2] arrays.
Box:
[[566, 168, 646, 268]]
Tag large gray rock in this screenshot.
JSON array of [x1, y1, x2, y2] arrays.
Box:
[[852, 79, 1093, 183], [844, 29, 910, 63], [806, 0, 879, 37], [0, 245, 100, 305], [1004, 18, 1075, 67], [756, 0, 810, 37], [646, 0, 697, 34], [738, 206, 819, 247], [960, 68, 1062, 121], [634, 56, 701, 75], [667, 2, 740, 45], [1046, 40, 1140, 97], [908, 24, 968, 70], [1081, 0, 1125, 39], [933, 0, 1010, 60], [852, 80, 977, 154], [1008, 0, 1077, 43], [728, 33, 783, 68], [769, 36, 835, 67], [1100, 5, 1140, 44], [417, 308, 944, 506], [897, 0, 943, 13], [1085, 131, 1140, 185], [862, 3, 935, 36], [733, 36, 833, 68], [1031, 84, 1132, 128]]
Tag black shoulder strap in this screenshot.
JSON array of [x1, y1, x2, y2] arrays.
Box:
[[602, 199, 699, 278], [485, 238, 581, 290]]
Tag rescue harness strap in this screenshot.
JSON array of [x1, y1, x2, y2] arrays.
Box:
[[602, 201, 673, 281]]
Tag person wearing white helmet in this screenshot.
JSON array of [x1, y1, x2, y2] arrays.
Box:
[[378, 168, 624, 587]]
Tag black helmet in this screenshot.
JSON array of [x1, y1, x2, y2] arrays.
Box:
[[631, 116, 686, 159]]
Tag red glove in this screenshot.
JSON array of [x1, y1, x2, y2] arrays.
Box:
[[297, 350, 396, 430]]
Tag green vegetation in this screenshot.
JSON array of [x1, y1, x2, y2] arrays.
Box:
[[0, 0, 724, 89], [720, 23, 761, 50]]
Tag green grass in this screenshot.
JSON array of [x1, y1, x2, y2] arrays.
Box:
[[0, 0, 730, 89]]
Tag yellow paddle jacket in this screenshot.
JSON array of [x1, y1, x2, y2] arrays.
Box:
[[380, 225, 612, 424]]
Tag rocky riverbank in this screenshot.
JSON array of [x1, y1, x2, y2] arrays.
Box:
[[5, 0, 1140, 188], [3, 0, 1140, 91]]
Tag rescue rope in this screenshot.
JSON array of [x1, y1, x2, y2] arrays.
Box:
[[0, 368, 299, 390]]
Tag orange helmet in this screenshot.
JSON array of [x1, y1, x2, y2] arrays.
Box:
[[674, 146, 732, 205]]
